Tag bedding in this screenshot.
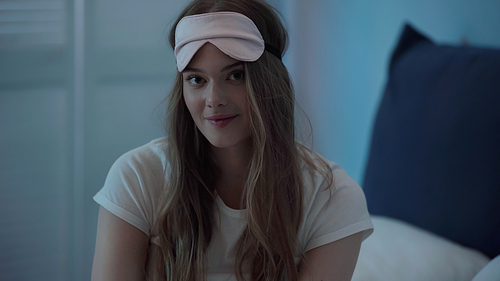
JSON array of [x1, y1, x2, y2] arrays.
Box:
[[471, 255, 500, 281], [362, 23, 500, 259], [352, 215, 490, 281]]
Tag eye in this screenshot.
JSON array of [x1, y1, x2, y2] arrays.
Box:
[[228, 70, 245, 82], [186, 75, 206, 86]]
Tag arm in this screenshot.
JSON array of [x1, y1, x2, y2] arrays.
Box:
[[299, 232, 363, 281], [91, 206, 149, 281]]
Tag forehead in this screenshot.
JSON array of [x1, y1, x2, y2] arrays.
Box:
[[185, 43, 241, 71]]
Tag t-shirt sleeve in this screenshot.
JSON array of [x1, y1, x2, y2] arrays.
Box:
[[301, 162, 374, 253], [93, 144, 164, 236]]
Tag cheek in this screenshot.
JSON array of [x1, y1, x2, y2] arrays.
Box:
[[236, 89, 251, 115], [183, 90, 202, 118]]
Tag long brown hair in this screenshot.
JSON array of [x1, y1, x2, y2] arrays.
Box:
[[149, 1, 331, 280]]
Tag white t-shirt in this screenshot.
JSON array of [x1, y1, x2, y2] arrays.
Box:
[[94, 138, 373, 280]]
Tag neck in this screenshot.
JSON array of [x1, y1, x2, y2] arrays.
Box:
[[210, 138, 252, 209]]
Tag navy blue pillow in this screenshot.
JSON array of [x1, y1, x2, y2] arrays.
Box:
[[363, 24, 500, 258]]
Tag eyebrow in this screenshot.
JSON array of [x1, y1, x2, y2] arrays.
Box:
[[183, 61, 244, 74], [221, 61, 244, 72]]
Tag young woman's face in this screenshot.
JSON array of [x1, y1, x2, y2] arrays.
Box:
[[182, 43, 251, 150]]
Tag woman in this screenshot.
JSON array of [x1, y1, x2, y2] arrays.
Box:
[[91, 0, 373, 280]]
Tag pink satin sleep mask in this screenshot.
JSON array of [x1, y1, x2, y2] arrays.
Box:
[[174, 11, 281, 72]]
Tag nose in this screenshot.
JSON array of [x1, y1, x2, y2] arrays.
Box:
[[206, 82, 227, 108]]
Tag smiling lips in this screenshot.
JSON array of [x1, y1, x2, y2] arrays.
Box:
[[205, 114, 238, 128]]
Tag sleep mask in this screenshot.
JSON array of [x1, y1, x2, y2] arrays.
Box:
[[174, 11, 281, 72]]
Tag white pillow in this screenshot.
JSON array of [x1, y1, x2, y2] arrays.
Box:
[[352, 215, 490, 281], [471, 255, 500, 281]]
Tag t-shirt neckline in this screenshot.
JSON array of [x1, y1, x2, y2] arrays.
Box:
[[215, 194, 247, 219]]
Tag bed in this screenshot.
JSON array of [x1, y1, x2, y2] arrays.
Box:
[[351, 24, 500, 281]]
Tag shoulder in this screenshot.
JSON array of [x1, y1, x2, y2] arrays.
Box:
[[105, 137, 169, 203], [94, 137, 169, 236], [297, 144, 354, 196], [111, 137, 168, 174], [296, 144, 373, 252], [297, 143, 365, 209]]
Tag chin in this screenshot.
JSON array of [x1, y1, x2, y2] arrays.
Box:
[[208, 140, 239, 149], [206, 135, 252, 150]]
